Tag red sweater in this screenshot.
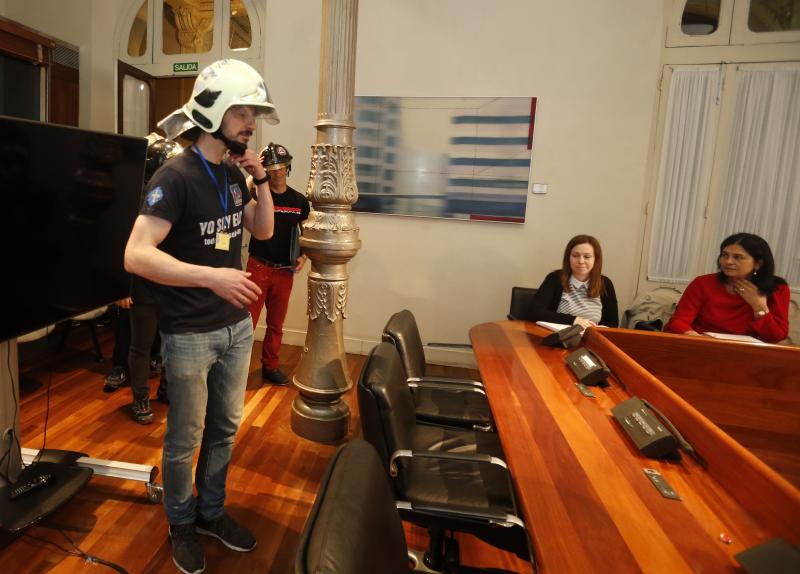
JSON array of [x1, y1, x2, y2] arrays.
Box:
[[665, 274, 790, 343]]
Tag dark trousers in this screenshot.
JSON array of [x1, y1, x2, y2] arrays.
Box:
[[111, 307, 132, 368], [128, 303, 161, 400]]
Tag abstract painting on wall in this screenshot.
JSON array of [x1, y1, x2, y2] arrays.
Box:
[[352, 97, 536, 223]]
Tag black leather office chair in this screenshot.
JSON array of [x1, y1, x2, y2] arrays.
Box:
[[296, 439, 519, 574], [358, 342, 531, 570], [507, 287, 538, 321], [382, 310, 493, 431], [295, 438, 409, 574]]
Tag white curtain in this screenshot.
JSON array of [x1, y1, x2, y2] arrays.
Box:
[[122, 74, 150, 137], [709, 66, 800, 291], [647, 67, 721, 283]]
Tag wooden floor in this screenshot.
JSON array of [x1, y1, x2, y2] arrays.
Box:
[[0, 323, 531, 573]]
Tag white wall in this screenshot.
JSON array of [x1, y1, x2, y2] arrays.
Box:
[[273, 0, 665, 364], [0, 0, 666, 366]]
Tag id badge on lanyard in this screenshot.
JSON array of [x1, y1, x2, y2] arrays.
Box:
[[194, 145, 231, 252], [215, 232, 231, 251]]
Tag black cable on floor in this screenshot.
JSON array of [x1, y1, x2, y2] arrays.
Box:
[[22, 527, 129, 574]]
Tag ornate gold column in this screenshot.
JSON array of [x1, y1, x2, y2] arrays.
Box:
[[291, 0, 360, 442]]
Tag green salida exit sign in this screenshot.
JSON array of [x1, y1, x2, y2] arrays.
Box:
[[174, 62, 198, 73]]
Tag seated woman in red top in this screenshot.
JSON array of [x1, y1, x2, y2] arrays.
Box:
[[665, 233, 790, 343]]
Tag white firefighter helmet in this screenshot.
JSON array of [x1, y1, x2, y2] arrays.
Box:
[[157, 59, 279, 140]]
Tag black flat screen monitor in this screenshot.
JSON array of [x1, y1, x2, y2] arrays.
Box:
[[0, 116, 146, 342]]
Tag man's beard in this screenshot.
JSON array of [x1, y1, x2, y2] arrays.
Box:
[[213, 128, 248, 155]]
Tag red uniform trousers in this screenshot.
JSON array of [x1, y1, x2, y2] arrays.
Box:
[[246, 257, 295, 370]]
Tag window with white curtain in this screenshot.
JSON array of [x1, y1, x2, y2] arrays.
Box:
[[710, 65, 800, 291], [644, 63, 800, 293], [647, 67, 721, 283]]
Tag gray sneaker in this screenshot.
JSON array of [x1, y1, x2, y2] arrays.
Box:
[[131, 397, 153, 425], [103, 366, 128, 393], [195, 511, 256, 552], [169, 523, 205, 574]]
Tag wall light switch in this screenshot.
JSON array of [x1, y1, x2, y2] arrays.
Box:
[[532, 183, 548, 194]]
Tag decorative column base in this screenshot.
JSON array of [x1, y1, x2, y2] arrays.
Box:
[[291, 285, 354, 442], [290, 395, 350, 444]]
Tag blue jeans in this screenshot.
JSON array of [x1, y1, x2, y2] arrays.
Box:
[[160, 316, 253, 525]]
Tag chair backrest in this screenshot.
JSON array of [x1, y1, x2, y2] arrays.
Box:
[[357, 342, 419, 470], [508, 286, 538, 321], [295, 439, 409, 574], [382, 309, 427, 378]]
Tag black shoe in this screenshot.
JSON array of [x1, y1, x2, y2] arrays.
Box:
[[169, 523, 205, 574], [131, 396, 153, 425], [261, 367, 289, 386], [149, 358, 162, 377], [195, 511, 256, 552], [156, 379, 169, 404], [103, 366, 128, 393]]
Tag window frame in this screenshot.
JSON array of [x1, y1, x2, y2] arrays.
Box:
[[117, 0, 262, 74], [666, 0, 735, 47], [730, 0, 800, 45], [666, 0, 800, 48], [638, 61, 800, 296]]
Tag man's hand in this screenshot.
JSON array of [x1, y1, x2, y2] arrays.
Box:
[[292, 254, 308, 273], [206, 268, 262, 308], [118, 297, 133, 310], [229, 148, 267, 182]]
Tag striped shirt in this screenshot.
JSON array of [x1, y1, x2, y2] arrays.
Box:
[[556, 276, 602, 323]]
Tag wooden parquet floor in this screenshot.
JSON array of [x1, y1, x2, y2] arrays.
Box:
[[0, 325, 532, 573]]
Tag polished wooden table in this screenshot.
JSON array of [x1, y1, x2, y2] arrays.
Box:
[[596, 328, 800, 488], [470, 321, 800, 574]]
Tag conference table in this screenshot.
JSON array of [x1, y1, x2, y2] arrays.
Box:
[[469, 321, 800, 574]]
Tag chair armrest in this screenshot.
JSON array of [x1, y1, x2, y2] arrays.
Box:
[[389, 449, 507, 477], [395, 500, 525, 530], [409, 376, 484, 388], [408, 381, 487, 396]]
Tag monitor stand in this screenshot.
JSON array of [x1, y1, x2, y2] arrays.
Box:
[[0, 460, 92, 531], [0, 341, 163, 533]]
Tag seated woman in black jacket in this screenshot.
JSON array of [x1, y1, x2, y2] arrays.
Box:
[[527, 234, 619, 328]]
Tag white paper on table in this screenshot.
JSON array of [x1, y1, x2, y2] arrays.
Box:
[[704, 332, 767, 345], [535, 321, 608, 332], [535, 321, 573, 332]]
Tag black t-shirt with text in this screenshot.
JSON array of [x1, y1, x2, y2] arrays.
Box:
[[248, 185, 310, 266], [141, 149, 251, 334]]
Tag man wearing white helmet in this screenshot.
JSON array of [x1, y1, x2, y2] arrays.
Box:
[[125, 59, 278, 574]]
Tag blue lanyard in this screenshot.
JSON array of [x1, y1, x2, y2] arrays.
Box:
[[193, 145, 229, 216]]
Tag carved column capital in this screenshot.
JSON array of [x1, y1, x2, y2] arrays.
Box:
[[307, 144, 359, 207]]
